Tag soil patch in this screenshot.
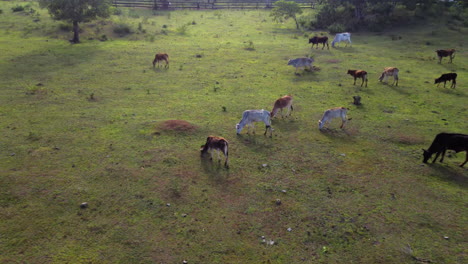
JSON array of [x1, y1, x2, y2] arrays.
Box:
[[158, 120, 197, 132]]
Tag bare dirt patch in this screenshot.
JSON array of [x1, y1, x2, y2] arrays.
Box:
[[157, 120, 198, 132]]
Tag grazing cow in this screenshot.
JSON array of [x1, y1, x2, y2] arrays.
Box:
[[271, 95, 293, 118], [331, 32, 352, 48], [436, 49, 455, 64], [309, 36, 329, 50], [287, 57, 314, 73], [422, 133, 468, 167], [152, 53, 169, 68], [318, 107, 348, 130], [435, 73, 457, 88], [347, 69, 368, 87], [236, 109, 273, 137], [200, 136, 229, 168], [378, 67, 399, 86]]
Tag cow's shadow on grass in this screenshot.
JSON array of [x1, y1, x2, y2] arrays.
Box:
[[236, 134, 274, 151], [378, 83, 411, 95], [319, 127, 358, 141], [427, 163, 468, 188], [438, 87, 467, 97], [271, 118, 300, 133], [200, 157, 230, 183], [152, 66, 169, 72]]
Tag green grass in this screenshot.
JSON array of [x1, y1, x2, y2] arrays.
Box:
[[0, 2, 467, 263]]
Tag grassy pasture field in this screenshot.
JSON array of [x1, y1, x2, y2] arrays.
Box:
[[0, 1, 467, 263]]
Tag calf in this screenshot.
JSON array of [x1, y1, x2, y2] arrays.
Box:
[[200, 136, 229, 168], [436, 49, 455, 64], [378, 67, 399, 86], [309, 36, 329, 50], [331, 32, 352, 48], [236, 109, 272, 137], [347, 69, 368, 87], [435, 73, 457, 88], [153, 53, 169, 68], [287, 57, 314, 74], [318, 107, 348, 130], [422, 133, 468, 167], [271, 95, 293, 118]]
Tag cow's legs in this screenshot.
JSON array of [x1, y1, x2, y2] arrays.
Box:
[[439, 149, 447, 163], [432, 151, 441, 163], [460, 152, 467, 167]]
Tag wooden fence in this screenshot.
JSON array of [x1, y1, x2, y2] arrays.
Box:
[[112, 0, 317, 10]]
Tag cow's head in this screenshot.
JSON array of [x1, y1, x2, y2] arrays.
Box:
[[236, 124, 242, 135], [318, 120, 324, 130], [422, 149, 432, 163]]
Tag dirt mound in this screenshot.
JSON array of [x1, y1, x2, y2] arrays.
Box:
[[158, 120, 197, 132]]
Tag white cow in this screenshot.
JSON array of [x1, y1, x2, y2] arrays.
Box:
[[318, 107, 348, 130], [331, 32, 352, 48], [287, 57, 314, 73], [236, 109, 272, 137]]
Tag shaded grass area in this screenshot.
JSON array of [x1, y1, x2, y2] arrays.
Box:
[[0, 2, 467, 263]]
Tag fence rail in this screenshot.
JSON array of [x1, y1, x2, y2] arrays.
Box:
[[112, 0, 317, 10]]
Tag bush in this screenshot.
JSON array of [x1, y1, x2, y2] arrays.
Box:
[[113, 23, 132, 35], [327, 23, 346, 34], [11, 5, 25, 12]]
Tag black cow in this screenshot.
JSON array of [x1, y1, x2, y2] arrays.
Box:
[[309, 36, 329, 50], [434, 73, 457, 88], [435, 49, 455, 64], [422, 133, 468, 167]]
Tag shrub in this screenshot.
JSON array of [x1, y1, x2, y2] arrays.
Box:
[[327, 23, 346, 34], [58, 23, 72, 32], [113, 23, 132, 35], [11, 5, 25, 12]]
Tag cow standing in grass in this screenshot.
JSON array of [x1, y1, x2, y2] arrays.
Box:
[[435, 73, 457, 88], [347, 69, 368, 87], [379, 67, 399, 86], [287, 57, 314, 74], [236, 109, 273, 137], [271, 95, 293, 118], [422, 133, 468, 167], [436, 49, 455, 64], [309, 36, 329, 50], [200, 136, 229, 168], [331, 32, 352, 48], [318, 107, 348, 130], [153, 53, 169, 68]]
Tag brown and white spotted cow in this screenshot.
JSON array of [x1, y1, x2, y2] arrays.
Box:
[[200, 136, 229, 168], [378, 67, 399, 86], [271, 95, 294, 118], [152, 53, 169, 68]]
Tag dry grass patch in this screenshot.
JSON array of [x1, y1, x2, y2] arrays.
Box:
[[157, 120, 198, 133]]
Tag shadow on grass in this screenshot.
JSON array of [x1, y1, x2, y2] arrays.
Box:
[[236, 134, 273, 150], [200, 157, 230, 183], [378, 83, 411, 95], [427, 163, 468, 188], [271, 118, 300, 132], [438, 87, 467, 97]]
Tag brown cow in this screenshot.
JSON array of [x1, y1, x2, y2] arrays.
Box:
[[436, 49, 455, 64], [271, 95, 293, 118], [347, 70, 368, 87], [153, 53, 169, 68]]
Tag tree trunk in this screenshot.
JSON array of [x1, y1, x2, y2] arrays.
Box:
[[294, 16, 299, 29], [72, 20, 80, 43]]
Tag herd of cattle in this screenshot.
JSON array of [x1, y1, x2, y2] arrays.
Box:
[[154, 32, 467, 169]]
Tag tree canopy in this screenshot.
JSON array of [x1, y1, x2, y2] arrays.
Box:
[[270, 0, 303, 29], [39, 0, 112, 43]]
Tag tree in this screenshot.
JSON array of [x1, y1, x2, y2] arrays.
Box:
[[270, 0, 303, 29], [39, 0, 112, 43]]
